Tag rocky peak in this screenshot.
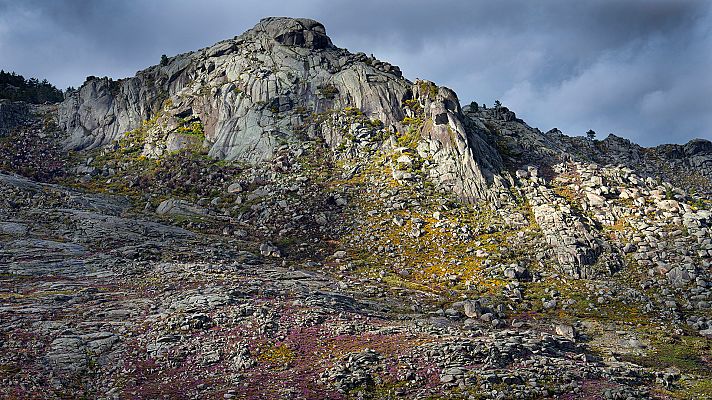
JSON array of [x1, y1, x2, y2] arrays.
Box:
[[56, 18, 509, 204], [252, 17, 334, 49]]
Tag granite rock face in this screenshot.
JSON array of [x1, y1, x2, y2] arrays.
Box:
[[410, 81, 508, 204], [58, 17, 410, 161], [56, 17, 508, 204]]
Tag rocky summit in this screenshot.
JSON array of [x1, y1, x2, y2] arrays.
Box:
[[0, 17, 710, 400]]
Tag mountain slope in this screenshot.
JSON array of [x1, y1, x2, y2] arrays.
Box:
[[58, 17, 507, 204], [1, 16, 711, 400]]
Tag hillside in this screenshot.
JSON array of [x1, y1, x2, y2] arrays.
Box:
[[0, 17, 710, 400]]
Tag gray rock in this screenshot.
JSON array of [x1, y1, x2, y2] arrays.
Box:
[[156, 198, 209, 216], [667, 267, 691, 287], [55, 19, 509, 205], [0, 222, 28, 236], [463, 300, 480, 318], [699, 328, 712, 338], [554, 324, 576, 340], [227, 182, 243, 193], [260, 242, 281, 257]]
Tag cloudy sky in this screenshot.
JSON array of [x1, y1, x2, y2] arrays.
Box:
[[1, 0, 710, 145]]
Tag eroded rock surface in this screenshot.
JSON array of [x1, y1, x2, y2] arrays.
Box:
[[1, 16, 710, 400]]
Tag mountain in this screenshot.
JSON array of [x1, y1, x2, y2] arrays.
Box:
[[1, 17, 710, 400]]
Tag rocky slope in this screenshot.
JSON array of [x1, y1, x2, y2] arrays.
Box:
[[1, 16, 711, 400], [0, 100, 30, 136], [57, 17, 505, 203]]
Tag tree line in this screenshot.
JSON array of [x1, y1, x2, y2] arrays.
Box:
[[0, 70, 64, 104]]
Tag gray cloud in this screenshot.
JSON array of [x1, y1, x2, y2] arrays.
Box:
[[0, 0, 709, 145]]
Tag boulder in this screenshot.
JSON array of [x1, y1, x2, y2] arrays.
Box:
[[585, 191, 606, 207], [554, 324, 576, 340], [227, 182, 244, 194], [156, 198, 208, 216]]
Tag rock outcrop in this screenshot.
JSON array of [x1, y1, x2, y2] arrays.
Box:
[[410, 81, 508, 204], [57, 17, 508, 204], [58, 17, 410, 160]]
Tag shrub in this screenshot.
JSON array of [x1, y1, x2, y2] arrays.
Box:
[[317, 84, 339, 99]]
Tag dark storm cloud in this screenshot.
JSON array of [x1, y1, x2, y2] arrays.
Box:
[[0, 0, 710, 145]]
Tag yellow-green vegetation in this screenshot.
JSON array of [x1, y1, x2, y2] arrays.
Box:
[[257, 343, 296, 370], [343, 106, 362, 117], [396, 116, 423, 149], [620, 335, 710, 377], [604, 218, 629, 238], [417, 80, 439, 100], [176, 120, 205, 137], [339, 164, 537, 300], [116, 116, 159, 156], [317, 84, 339, 99], [403, 98, 422, 113], [674, 378, 712, 400], [552, 185, 583, 213], [396, 96, 426, 149], [520, 274, 651, 324]]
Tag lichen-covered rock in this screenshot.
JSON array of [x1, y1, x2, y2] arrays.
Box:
[[56, 17, 510, 204], [410, 80, 508, 204], [58, 17, 410, 164]]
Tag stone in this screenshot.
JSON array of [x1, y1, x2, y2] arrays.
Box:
[[227, 182, 243, 193], [156, 198, 208, 216], [554, 324, 576, 340], [585, 192, 606, 207], [543, 299, 557, 309], [0, 222, 28, 236], [396, 154, 413, 165], [657, 199, 680, 212], [463, 300, 480, 318], [260, 243, 281, 257], [667, 267, 691, 287]]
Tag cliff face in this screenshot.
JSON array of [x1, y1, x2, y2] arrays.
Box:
[[57, 17, 505, 202], [58, 17, 410, 157], [409, 81, 508, 204]]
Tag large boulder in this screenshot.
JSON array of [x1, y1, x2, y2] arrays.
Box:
[[155, 199, 208, 216], [255, 17, 334, 49]]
